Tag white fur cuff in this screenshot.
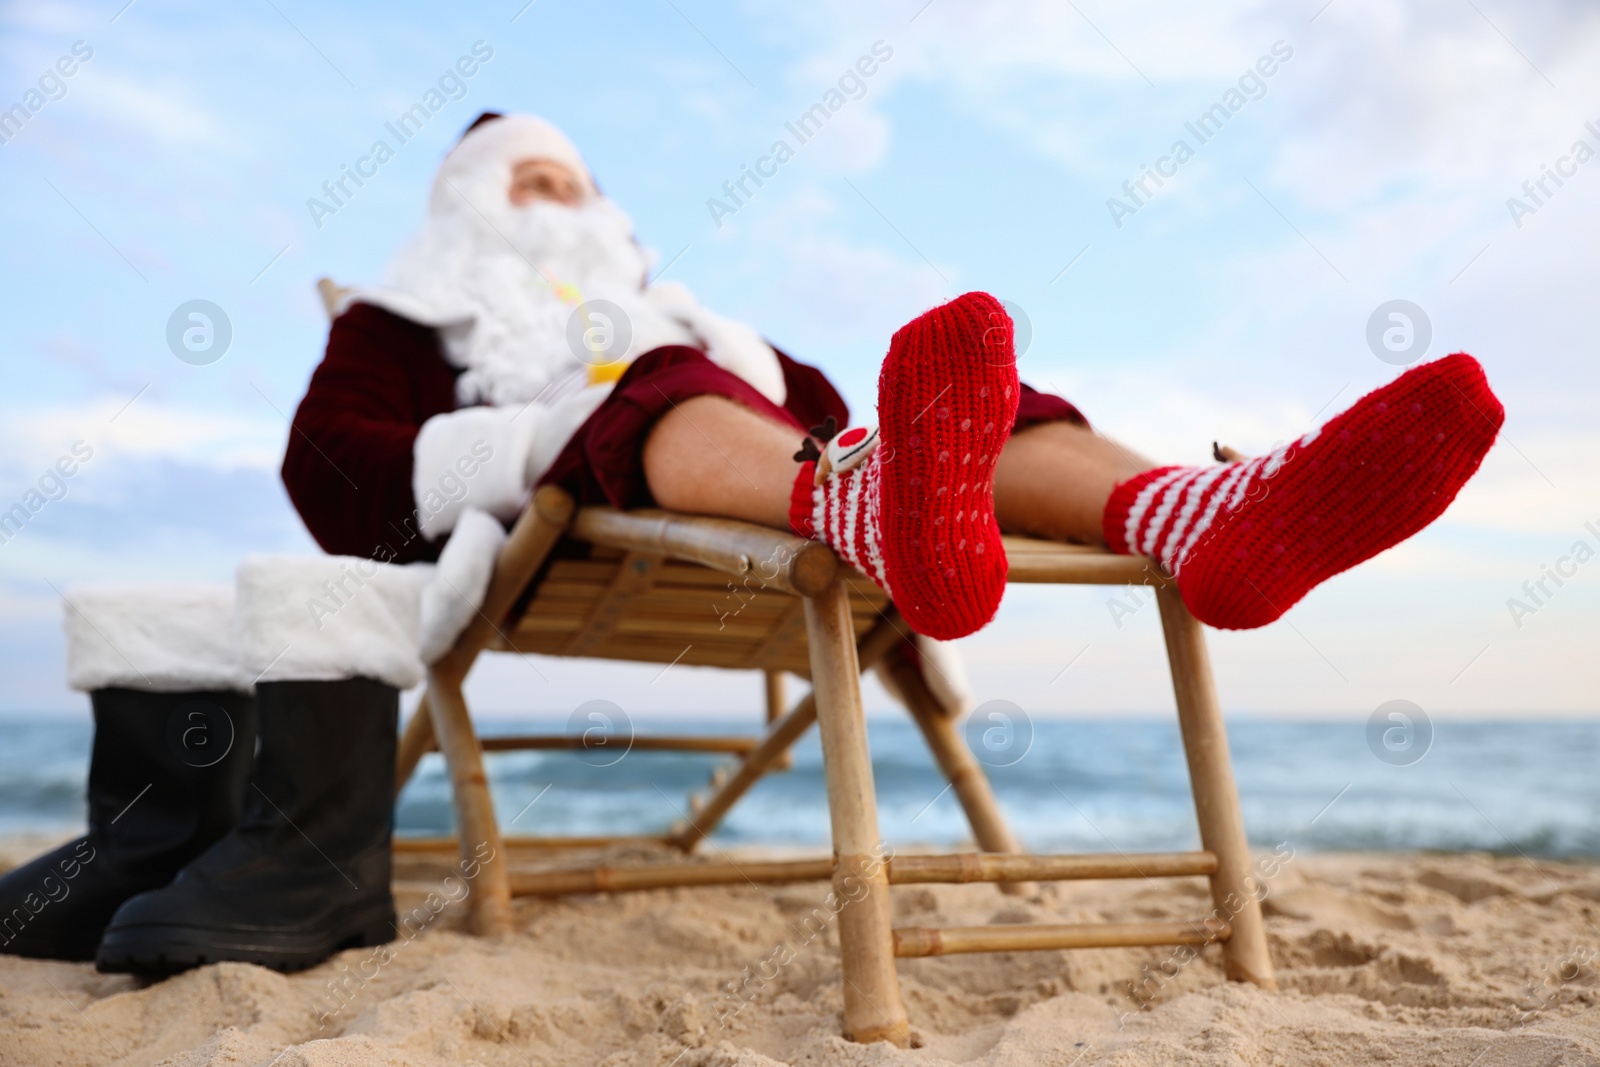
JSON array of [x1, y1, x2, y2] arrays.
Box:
[[235, 555, 434, 690], [419, 507, 507, 664], [63, 584, 248, 693]]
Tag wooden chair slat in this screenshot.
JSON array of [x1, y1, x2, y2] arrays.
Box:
[[565, 551, 665, 656], [543, 559, 627, 582], [737, 597, 809, 670]]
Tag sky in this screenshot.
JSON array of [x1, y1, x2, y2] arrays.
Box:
[[0, 0, 1596, 721]]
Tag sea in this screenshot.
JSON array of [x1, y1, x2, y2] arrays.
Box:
[[2, 717, 1597, 858]]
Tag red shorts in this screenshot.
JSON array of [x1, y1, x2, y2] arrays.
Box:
[[539, 346, 1088, 510]]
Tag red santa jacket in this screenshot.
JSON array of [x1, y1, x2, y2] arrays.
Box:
[[282, 303, 850, 565]]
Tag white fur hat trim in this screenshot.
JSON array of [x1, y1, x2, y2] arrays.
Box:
[[430, 113, 593, 218]]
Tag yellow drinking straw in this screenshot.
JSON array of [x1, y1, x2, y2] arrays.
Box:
[[540, 276, 630, 385]]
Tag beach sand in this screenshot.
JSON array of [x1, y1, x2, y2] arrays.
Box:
[[3, 836, 1598, 1066]]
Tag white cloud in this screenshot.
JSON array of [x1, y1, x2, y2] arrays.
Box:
[[804, 104, 892, 174], [0, 398, 283, 474], [0, 1, 97, 42], [701, 185, 949, 352], [58, 62, 219, 139], [761, 1, 1600, 290]]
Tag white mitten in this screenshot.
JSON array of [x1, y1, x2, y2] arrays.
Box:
[[411, 388, 608, 540], [412, 407, 536, 539]]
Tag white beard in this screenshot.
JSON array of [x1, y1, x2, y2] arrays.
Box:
[[495, 196, 647, 292], [375, 196, 699, 407]]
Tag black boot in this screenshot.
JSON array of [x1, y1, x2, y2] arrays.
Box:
[[96, 677, 398, 975], [0, 689, 256, 961]]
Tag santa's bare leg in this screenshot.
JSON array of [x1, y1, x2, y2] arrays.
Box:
[[993, 420, 1157, 545], [642, 395, 802, 530]]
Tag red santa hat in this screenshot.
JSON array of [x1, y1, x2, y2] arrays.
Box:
[[428, 111, 597, 218]]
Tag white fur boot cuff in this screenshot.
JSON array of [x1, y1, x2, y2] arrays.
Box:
[[63, 583, 248, 693], [235, 555, 435, 691]]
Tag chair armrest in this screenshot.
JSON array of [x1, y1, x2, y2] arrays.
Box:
[[1001, 536, 1171, 586], [570, 506, 839, 597]]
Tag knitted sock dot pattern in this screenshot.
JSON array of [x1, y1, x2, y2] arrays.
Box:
[[1103, 352, 1503, 630], [791, 292, 1019, 640]]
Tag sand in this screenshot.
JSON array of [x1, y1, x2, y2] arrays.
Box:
[[2, 837, 1598, 1066]]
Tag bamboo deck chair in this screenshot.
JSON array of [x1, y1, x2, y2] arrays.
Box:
[[317, 279, 1275, 1047]]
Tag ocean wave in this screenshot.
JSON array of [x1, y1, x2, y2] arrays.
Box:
[[3, 717, 1596, 858]]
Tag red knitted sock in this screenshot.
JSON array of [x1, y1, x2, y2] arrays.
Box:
[[1103, 353, 1503, 630], [790, 292, 1020, 639]]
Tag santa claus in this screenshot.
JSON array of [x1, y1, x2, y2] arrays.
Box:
[[2, 111, 1502, 975]]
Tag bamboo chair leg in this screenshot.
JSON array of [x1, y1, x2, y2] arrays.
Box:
[[883, 646, 1032, 896], [669, 691, 817, 851], [1157, 586, 1277, 990], [423, 485, 575, 937], [764, 670, 792, 770], [395, 693, 436, 795], [805, 581, 910, 1047], [427, 665, 513, 935], [670, 615, 908, 852]]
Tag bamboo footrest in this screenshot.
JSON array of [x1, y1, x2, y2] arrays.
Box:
[[505, 850, 1219, 897], [395, 834, 670, 854], [512, 857, 834, 896], [479, 734, 761, 754], [419, 734, 763, 756], [894, 851, 1217, 883], [892, 919, 1231, 958]]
